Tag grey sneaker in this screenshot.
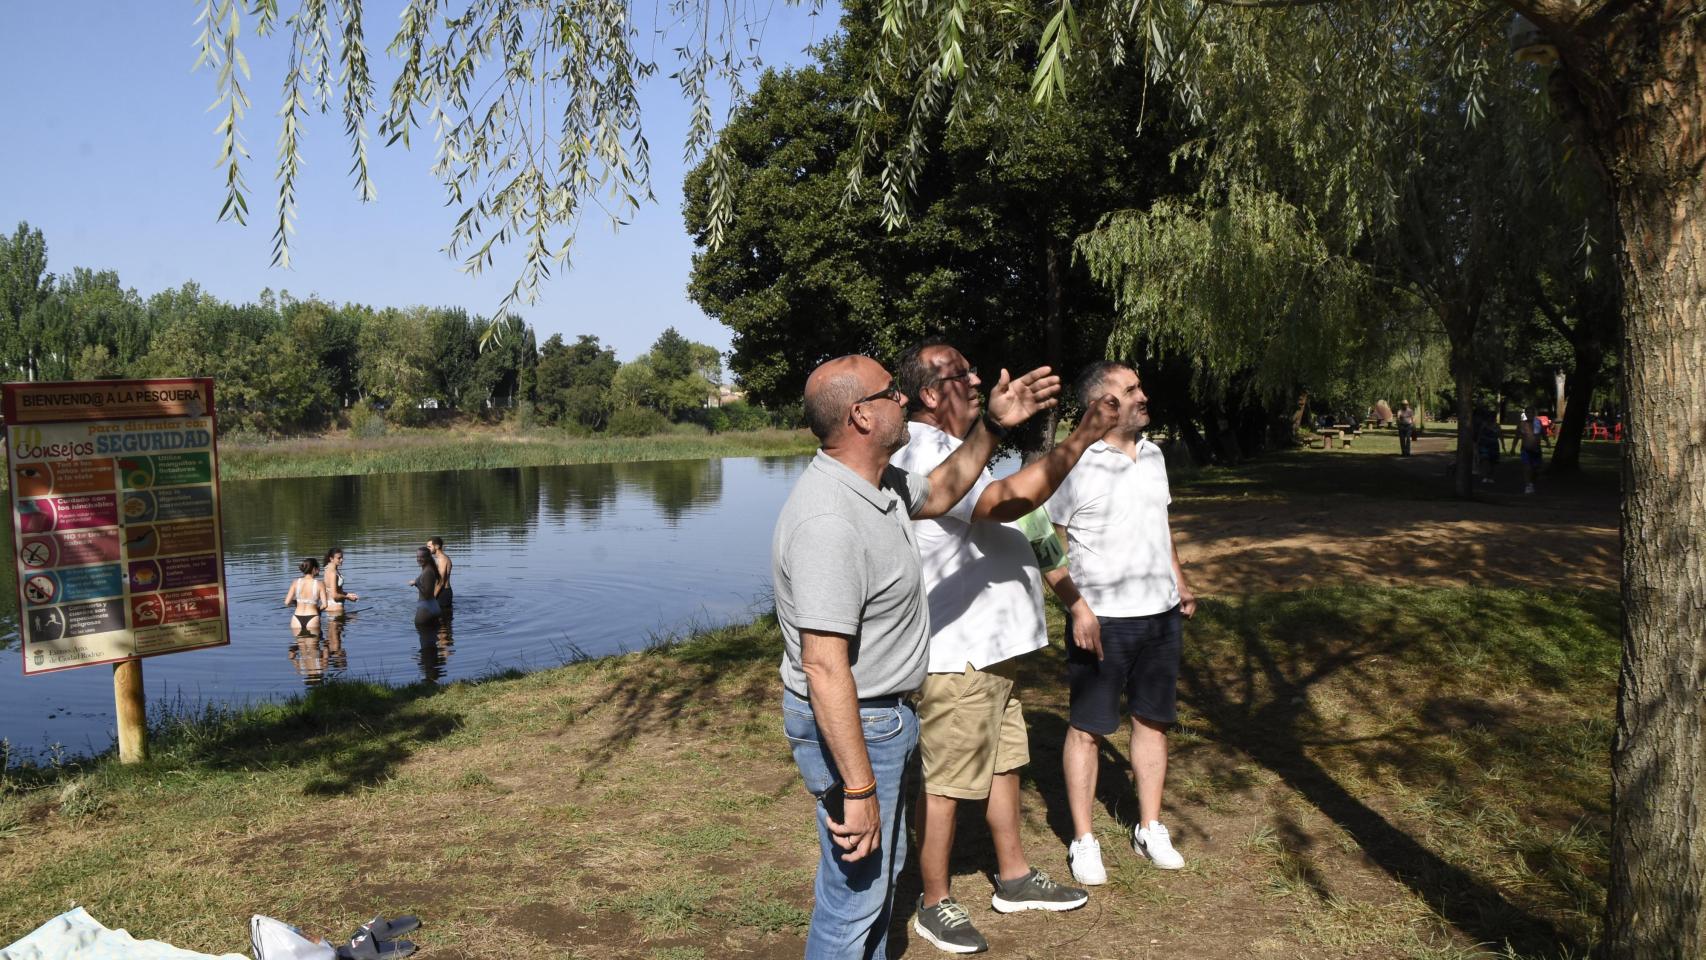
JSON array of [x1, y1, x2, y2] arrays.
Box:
[[913, 896, 988, 954], [990, 867, 1089, 913]]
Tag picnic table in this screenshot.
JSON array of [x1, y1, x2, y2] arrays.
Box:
[[1311, 423, 1363, 449]]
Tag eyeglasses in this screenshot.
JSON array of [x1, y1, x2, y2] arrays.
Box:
[[932, 366, 977, 386], [854, 380, 905, 407]]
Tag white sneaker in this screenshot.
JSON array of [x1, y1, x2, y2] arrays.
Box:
[[1133, 821, 1184, 870], [1067, 834, 1107, 886]]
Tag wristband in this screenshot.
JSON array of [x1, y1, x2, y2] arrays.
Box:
[[842, 781, 877, 800], [982, 412, 1010, 440]]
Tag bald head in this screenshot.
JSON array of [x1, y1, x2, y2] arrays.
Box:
[[804, 355, 875, 442]]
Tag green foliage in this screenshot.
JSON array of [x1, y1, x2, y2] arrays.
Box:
[[702, 400, 771, 433], [427, 308, 485, 411], [607, 406, 669, 437], [537, 334, 621, 430], [1080, 188, 1370, 400], [357, 307, 433, 424], [0, 222, 53, 381], [197, 0, 690, 320], [686, 7, 1190, 411], [348, 401, 388, 440], [0, 222, 777, 441]]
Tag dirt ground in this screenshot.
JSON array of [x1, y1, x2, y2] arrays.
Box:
[[1177, 445, 1620, 594]]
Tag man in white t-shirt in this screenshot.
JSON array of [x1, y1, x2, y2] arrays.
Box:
[[890, 340, 1119, 954], [1044, 361, 1197, 881]]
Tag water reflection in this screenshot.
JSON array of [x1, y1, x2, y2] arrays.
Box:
[[288, 613, 351, 687], [415, 612, 455, 684], [0, 455, 809, 759]]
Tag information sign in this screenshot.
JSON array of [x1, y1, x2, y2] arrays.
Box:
[[4, 378, 229, 675]]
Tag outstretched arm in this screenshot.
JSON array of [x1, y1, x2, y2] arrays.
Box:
[[973, 392, 1118, 522], [916, 366, 1060, 519]]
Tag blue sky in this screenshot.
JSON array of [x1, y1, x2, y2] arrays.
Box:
[[0, 2, 839, 360]]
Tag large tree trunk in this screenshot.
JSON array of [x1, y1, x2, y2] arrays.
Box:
[[1600, 85, 1706, 960], [1026, 235, 1068, 463], [1450, 346, 1476, 499], [1533, 6, 1706, 955], [1547, 340, 1601, 474]]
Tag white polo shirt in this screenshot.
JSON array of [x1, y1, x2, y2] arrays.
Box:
[[891, 422, 1050, 673], [1044, 437, 1180, 618]]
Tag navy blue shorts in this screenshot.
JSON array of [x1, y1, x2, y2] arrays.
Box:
[[1066, 606, 1183, 734]]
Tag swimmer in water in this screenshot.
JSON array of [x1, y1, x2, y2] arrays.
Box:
[[410, 546, 442, 628], [283, 557, 325, 636], [427, 536, 453, 609], [323, 547, 360, 616]]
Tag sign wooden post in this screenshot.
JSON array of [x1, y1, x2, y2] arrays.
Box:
[[114, 659, 147, 763], [3, 378, 230, 764]]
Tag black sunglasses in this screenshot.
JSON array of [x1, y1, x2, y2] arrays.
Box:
[[932, 366, 977, 386], [854, 380, 905, 407]]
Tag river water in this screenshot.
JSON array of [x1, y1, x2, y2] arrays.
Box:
[[0, 455, 812, 761]]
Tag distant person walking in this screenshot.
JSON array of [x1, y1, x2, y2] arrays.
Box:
[[1047, 362, 1198, 876], [1518, 406, 1550, 494], [411, 547, 442, 628], [282, 557, 326, 636], [427, 537, 453, 609], [1397, 402, 1414, 456], [774, 353, 1059, 960]]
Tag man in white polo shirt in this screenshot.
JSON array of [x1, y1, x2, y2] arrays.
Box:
[[890, 340, 1119, 954], [1044, 361, 1197, 882]]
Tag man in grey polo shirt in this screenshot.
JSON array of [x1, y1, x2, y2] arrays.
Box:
[[775, 353, 1060, 960]]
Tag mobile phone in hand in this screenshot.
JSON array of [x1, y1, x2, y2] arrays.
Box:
[[820, 781, 845, 823]]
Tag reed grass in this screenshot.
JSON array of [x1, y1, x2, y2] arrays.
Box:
[[217, 426, 817, 481]]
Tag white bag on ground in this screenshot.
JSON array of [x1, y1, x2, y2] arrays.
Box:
[[0, 906, 248, 960], [249, 917, 335, 960]]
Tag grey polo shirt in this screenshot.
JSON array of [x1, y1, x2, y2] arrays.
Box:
[[774, 449, 933, 699]]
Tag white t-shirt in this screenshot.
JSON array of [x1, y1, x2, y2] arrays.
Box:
[[1044, 437, 1180, 618], [891, 422, 1050, 673]]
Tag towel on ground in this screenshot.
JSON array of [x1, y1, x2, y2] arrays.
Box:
[[1, 907, 248, 960]]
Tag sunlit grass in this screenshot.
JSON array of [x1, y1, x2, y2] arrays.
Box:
[[216, 426, 816, 481]]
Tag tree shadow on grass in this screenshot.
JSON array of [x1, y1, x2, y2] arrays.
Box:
[[115, 679, 468, 796], [1178, 588, 1606, 958], [573, 613, 787, 769]]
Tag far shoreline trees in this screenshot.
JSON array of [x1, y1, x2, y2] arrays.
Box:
[[0, 223, 771, 438]]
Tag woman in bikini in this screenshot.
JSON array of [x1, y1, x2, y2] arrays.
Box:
[[283, 557, 326, 636], [322, 547, 360, 617]]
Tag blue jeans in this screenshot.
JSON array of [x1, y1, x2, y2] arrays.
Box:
[[782, 687, 919, 960]]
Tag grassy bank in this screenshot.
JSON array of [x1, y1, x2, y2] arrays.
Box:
[[217, 426, 817, 482], [0, 585, 1614, 959]]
